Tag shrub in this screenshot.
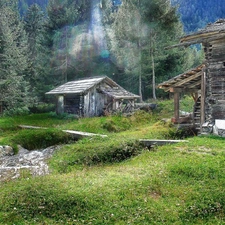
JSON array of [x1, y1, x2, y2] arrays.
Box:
[[102, 117, 131, 132], [51, 139, 143, 173], [3, 107, 30, 116], [49, 111, 79, 120], [29, 103, 55, 113], [11, 129, 73, 150]]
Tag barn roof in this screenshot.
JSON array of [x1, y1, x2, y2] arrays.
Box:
[[180, 19, 225, 44], [165, 19, 225, 49], [46, 76, 140, 99], [158, 64, 204, 92]]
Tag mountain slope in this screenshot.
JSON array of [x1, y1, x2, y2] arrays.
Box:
[[172, 0, 225, 33]]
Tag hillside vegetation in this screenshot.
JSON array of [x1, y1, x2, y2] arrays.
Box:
[[0, 98, 225, 224]]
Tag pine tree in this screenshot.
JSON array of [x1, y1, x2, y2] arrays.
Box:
[[0, 0, 31, 114], [102, 0, 186, 100], [23, 3, 52, 100]]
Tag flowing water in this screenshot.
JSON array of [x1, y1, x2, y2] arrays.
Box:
[[0, 146, 60, 182]]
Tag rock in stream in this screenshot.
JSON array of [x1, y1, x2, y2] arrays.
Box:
[[0, 145, 60, 182]]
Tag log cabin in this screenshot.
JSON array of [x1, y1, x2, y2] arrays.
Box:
[[158, 19, 225, 135], [46, 76, 139, 117]]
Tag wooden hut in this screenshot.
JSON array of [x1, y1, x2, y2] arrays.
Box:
[[159, 19, 225, 135], [46, 76, 139, 117]]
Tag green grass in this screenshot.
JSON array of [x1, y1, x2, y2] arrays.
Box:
[[0, 98, 224, 224], [0, 136, 224, 224]]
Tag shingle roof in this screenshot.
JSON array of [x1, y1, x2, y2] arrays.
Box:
[[99, 85, 139, 99], [158, 64, 204, 92], [180, 19, 225, 44], [195, 19, 225, 34], [46, 77, 105, 95], [46, 76, 140, 99]]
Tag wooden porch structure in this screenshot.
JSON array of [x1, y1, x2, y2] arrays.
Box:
[[158, 64, 205, 131], [161, 19, 225, 135]]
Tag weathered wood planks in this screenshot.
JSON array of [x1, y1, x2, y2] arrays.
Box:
[[139, 139, 188, 148]]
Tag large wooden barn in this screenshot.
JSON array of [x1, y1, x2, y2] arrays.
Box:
[[46, 76, 139, 117], [159, 19, 225, 135]]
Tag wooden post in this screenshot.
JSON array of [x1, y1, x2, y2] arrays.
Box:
[[0, 101, 2, 115], [79, 94, 84, 117], [174, 92, 180, 122], [57, 95, 64, 114], [200, 67, 206, 132]]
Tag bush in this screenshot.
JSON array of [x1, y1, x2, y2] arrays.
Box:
[[49, 111, 79, 120], [3, 107, 30, 116], [11, 129, 73, 150], [166, 126, 197, 139], [51, 139, 143, 173], [102, 117, 131, 132], [29, 103, 55, 113]]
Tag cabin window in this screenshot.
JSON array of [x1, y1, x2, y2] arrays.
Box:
[[223, 62, 225, 67]]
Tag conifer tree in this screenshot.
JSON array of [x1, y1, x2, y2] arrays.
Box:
[[102, 0, 189, 100], [0, 0, 31, 114], [23, 3, 52, 100]]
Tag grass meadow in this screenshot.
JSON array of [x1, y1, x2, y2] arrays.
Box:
[[0, 97, 224, 224]]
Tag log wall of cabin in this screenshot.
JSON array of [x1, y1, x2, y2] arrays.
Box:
[[84, 85, 107, 117], [203, 38, 225, 124], [64, 94, 82, 115]]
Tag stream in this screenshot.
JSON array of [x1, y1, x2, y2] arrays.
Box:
[[0, 145, 61, 182]]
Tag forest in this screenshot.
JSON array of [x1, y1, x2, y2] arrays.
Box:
[[1, 1, 225, 224], [0, 0, 220, 115], [172, 0, 225, 33]]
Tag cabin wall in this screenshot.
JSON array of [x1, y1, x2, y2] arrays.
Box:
[[84, 85, 109, 117], [56, 87, 113, 117], [204, 38, 225, 125], [64, 94, 83, 115]]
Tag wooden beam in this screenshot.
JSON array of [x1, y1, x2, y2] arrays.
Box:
[[170, 87, 199, 93], [63, 130, 108, 139], [186, 80, 201, 89], [57, 95, 64, 114], [200, 68, 206, 132], [173, 72, 202, 87], [139, 139, 188, 148], [165, 32, 225, 50], [174, 92, 180, 121], [19, 125, 47, 129]]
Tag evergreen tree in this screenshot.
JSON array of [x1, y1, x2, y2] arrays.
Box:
[[23, 3, 52, 100], [102, 0, 188, 100], [0, 0, 31, 113], [46, 0, 92, 85], [172, 0, 225, 33], [47, 0, 90, 30]]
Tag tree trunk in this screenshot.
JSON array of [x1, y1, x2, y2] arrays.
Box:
[[138, 41, 143, 102], [150, 32, 156, 100], [151, 50, 156, 100], [138, 0, 143, 102]]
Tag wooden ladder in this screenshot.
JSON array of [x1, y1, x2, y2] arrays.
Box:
[[193, 96, 201, 132]]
